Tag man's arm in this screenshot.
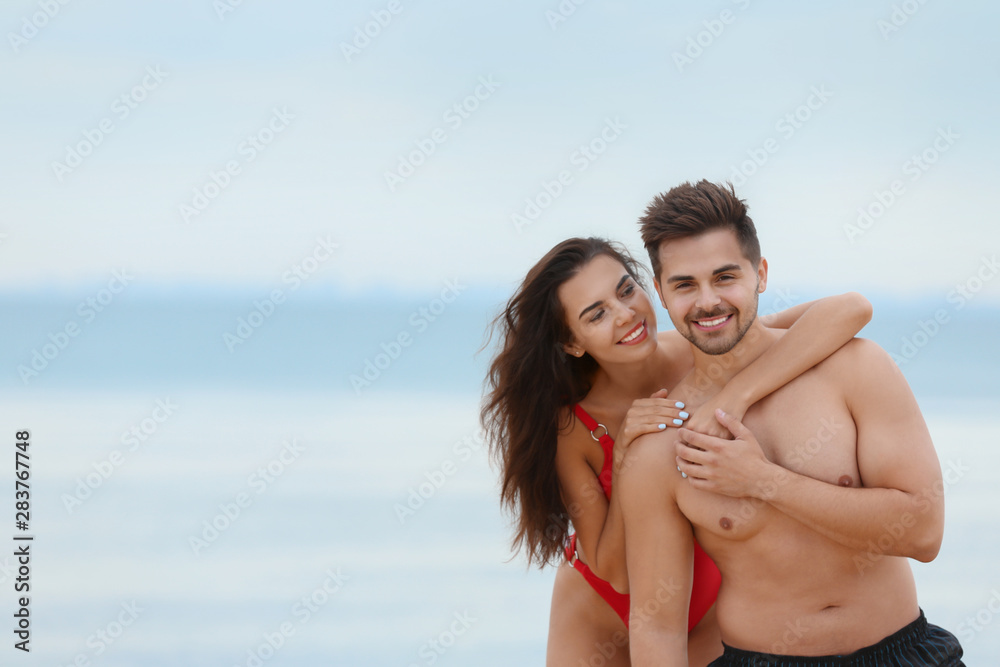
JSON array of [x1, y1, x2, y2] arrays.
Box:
[[619, 432, 693, 666], [685, 292, 872, 440], [675, 338, 944, 561]]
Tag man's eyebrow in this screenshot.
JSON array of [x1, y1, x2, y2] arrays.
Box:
[[578, 274, 631, 319], [665, 264, 743, 284]]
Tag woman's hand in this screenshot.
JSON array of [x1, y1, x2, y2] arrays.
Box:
[[613, 389, 689, 469]]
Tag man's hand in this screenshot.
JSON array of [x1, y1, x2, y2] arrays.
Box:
[[682, 390, 745, 440], [675, 409, 774, 498]]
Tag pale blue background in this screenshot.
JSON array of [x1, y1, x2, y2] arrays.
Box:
[[0, 1, 997, 664]]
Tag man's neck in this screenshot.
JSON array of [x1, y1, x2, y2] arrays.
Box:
[[688, 320, 779, 394]]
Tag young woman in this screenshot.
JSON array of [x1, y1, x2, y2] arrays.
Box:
[[481, 238, 872, 667]]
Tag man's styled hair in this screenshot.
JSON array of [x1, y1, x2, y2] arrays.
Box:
[[638, 180, 761, 281]]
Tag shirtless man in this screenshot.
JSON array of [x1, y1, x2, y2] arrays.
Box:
[[619, 181, 964, 666]]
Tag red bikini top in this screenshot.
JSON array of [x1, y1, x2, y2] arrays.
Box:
[[573, 404, 614, 499]]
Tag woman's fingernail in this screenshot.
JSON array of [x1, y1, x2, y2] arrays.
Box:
[[676, 465, 682, 472], [681, 472, 688, 479], [679, 411, 689, 419], [673, 419, 683, 426], [675, 402, 685, 409], [658, 423, 667, 430]]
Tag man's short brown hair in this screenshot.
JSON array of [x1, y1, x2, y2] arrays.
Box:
[[638, 180, 761, 281]]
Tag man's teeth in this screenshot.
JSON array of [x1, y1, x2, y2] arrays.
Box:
[[620, 322, 645, 343], [698, 315, 729, 328]]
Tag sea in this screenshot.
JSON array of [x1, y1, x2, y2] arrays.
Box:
[[0, 285, 997, 665]]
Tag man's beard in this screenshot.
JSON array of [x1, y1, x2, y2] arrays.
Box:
[[680, 293, 759, 356]]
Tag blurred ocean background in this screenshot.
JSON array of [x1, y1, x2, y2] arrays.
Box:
[[0, 288, 997, 665], [2, 0, 999, 664]]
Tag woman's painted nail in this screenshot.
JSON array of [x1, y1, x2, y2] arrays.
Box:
[[658, 423, 667, 430], [675, 402, 685, 409], [679, 411, 689, 419], [681, 472, 688, 479], [673, 418, 683, 426]]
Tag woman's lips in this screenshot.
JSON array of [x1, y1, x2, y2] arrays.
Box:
[[618, 320, 648, 344]]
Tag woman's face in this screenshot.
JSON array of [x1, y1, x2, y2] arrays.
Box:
[[557, 254, 658, 365]]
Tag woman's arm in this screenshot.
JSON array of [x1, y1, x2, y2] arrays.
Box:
[[686, 292, 872, 436], [556, 399, 687, 592], [555, 419, 628, 590]]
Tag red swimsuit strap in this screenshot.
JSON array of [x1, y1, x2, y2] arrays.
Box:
[[572, 404, 614, 451], [573, 404, 614, 498]]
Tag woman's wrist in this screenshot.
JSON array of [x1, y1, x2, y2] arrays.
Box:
[[713, 383, 751, 420]]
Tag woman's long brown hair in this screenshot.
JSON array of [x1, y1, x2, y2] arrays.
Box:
[[480, 238, 646, 567]]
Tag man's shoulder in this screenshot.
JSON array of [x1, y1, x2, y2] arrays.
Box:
[[822, 337, 895, 372], [621, 429, 680, 487]]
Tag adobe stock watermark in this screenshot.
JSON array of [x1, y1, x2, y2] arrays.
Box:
[[17, 269, 134, 384], [891, 254, 997, 366], [393, 431, 485, 524], [407, 611, 477, 667], [844, 126, 959, 244], [51, 65, 169, 183], [340, 0, 410, 63], [188, 438, 306, 556], [214, 0, 248, 21], [718, 415, 846, 531], [955, 589, 1000, 645], [178, 106, 295, 223], [510, 117, 627, 233], [877, 0, 931, 40], [233, 567, 349, 667], [350, 278, 466, 394], [383, 75, 501, 192], [8, 0, 73, 54], [0, 555, 18, 586], [727, 85, 833, 188], [223, 235, 338, 352], [61, 398, 178, 514], [53, 601, 144, 666], [544, 0, 588, 31], [672, 0, 752, 72], [629, 577, 684, 630], [853, 457, 969, 574]]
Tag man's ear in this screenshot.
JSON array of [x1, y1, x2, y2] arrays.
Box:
[[756, 257, 768, 293], [653, 279, 668, 309]]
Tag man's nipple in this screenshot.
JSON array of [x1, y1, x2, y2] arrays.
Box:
[[719, 517, 732, 530], [838, 475, 853, 487]]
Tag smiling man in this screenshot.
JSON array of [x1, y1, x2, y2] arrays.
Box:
[[618, 181, 964, 666]]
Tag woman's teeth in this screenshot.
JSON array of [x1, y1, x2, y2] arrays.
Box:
[[620, 322, 645, 343]]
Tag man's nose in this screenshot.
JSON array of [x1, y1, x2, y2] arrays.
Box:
[[695, 285, 721, 311]]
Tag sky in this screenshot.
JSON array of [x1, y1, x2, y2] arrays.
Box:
[[0, 0, 998, 302]]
